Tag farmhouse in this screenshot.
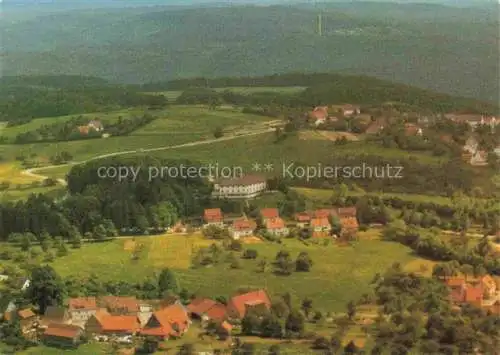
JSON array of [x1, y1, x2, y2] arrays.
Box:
[[310, 217, 331, 233], [229, 218, 256, 240], [43, 324, 83, 348], [265, 217, 289, 237], [313, 209, 336, 219], [337, 207, 357, 218], [309, 106, 329, 126], [365, 119, 385, 134], [340, 217, 359, 237], [85, 309, 140, 335], [227, 290, 271, 319], [68, 297, 98, 325], [203, 208, 224, 228], [141, 303, 190, 340], [187, 298, 227, 323], [294, 212, 311, 228], [211, 175, 267, 199], [404, 123, 423, 136], [260, 208, 279, 222], [88, 120, 104, 132]]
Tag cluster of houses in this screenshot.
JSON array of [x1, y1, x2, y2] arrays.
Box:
[[203, 206, 359, 240], [2, 289, 273, 349], [77, 120, 106, 136], [444, 274, 500, 314], [462, 136, 489, 166], [309, 104, 362, 126], [445, 114, 498, 132]]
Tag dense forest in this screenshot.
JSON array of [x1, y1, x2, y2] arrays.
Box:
[[0, 156, 215, 240], [2, 3, 498, 102], [0, 76, 167, 125]]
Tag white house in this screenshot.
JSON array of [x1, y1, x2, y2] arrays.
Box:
[[211, 175, 267, 200], [230, 219, 256, 240], [310, 218, 331, 233], [265, 218, 289, 237]]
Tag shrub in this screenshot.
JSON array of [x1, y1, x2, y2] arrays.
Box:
[[243, 249, 258, 259]]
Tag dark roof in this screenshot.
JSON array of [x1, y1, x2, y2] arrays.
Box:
[[215, 175, 266, 187], [44, 306, 67, 321]]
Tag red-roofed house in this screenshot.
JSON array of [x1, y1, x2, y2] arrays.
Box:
[[203, 208, 224, 227], [294, 212, 311, 228], [260, 208, 279, 222], [85, 311, 140, 335], [310, 218, 331, 233], [17, 308, 37, 334], [340, 217, 359, 238], [404, 123, 423, 136], [227, 290, 271, 319], [68, 297, 98, 324], [141, 303, 191, 340], [309, 106, 329, 126], [336, 207, 357, 218], [187, 298, 228, 323], [187, 298, 217, 319], [465, 285, 484, 307], [230, 218, 256, 240], [313, 209, 336, 219], [43, 324, 83, 348], [265, 218, 289, 237]]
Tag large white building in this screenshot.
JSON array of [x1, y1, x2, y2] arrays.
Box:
[[211, 175, 267, 199]]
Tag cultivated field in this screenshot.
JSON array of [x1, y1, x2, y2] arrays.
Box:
[[299, 130, 361, 142], [50, 233, 421, 312]]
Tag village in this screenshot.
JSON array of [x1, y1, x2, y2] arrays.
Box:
[[2, 193, 498, 353]]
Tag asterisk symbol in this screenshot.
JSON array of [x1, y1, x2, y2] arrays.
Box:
[[252, 162, 261, 171], [264, 163, 274, 172]]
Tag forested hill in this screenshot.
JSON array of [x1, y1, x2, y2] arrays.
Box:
[[146, 73, 500, 114], [0, 76, 167, 124], [2, 2, 498, 102], [0, 74, 498, 125]]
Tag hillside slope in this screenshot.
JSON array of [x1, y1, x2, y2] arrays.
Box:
[[1, 3, 498, 101]]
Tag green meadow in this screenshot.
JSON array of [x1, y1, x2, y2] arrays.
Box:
[[50, 234, 419, 313]]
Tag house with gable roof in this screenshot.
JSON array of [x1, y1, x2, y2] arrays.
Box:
[[226, 289, 271, 319]]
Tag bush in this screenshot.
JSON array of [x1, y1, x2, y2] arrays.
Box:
[[230, 240, 243, 251], [242, 249, 258, 259], [313, 336, 330, 350]]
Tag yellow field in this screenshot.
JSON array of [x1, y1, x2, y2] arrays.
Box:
[[299, 130, 360, 142], [0, 163, 40, 184], [147, 233, 213, 269]]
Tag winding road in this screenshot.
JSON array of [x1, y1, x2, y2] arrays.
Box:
[[21, 128, 276, 187]]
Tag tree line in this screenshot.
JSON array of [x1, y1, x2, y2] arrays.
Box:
[[0, 77, 167, 126], [143, 73, 498, 114]]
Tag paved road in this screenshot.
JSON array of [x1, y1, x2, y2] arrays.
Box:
[[21, 128, 275, 186]]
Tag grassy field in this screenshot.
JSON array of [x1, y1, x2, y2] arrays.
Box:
[[293, 187, 457, 206], [147, 86, 306, 100], [50, 233, 420, 313], [0, 106, 275, 165], [15, 343, 110, 355], [0, 107, 147, 142], [131, 105, 274, 137]]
